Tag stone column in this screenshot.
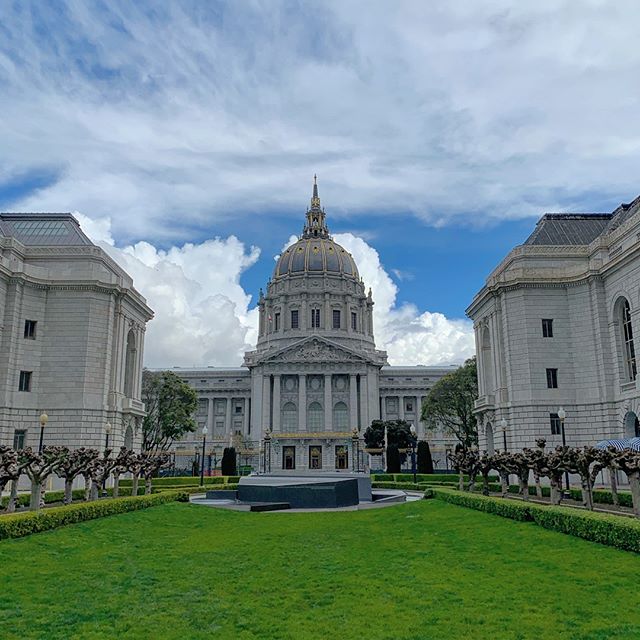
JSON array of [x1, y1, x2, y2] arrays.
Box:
[[251, 370, 263, 432], [381, 394, 387, 420], [262, 376, 271, 430], [349, 374, 358, 430], [298, 374, 306, 431], [225, 397, 232, 435], [360, 375, 369, 429], [399, 396, 405, 421], [273, 375, 281, 431], [243, 398, 250, 434], [324, 374, 333, 431], [207, 398, 214, 433]]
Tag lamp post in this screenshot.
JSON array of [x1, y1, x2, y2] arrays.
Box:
[[38, 412, 48, 453], [409, 424, 417, 484], [263, 430, 272, 474], [499, 418, 508, 452], [351, 428, 359, 473], [200, 425, 208, 487], [558, 406, 570, 496]]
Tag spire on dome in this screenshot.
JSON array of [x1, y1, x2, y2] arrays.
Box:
[[302, 175, 329, 238]]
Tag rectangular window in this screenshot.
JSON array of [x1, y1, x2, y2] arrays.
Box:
[[291, 309, 299, 329], [542, 319, 553, 338], [215, 420, 224, 433], [549, 413, 561, 435], [13, 429, 26, 450], [23, 320, 37, 339], [546, 368, 558, 389], [332, 309, 341, 329], [351, 312, 357, 331], [274, 313, 280, 331], [406, 401, 413, 412], [235, 403, 243, 414], [18, 371, 32, 392], [311, 308, 321, 328]]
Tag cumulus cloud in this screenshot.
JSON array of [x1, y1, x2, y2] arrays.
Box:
[[2, 2, 640, 243], [334, 233, 475, 365], [75, 213, 260, 368]]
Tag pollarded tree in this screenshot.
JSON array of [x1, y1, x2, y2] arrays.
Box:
[[614, 449, 640, 517], [142, 369, 198, 454], [141, 453, 170, 494], [529, 439, 548, 499], [477, 451, 495, 496], [448, 449, 467, 491], [21, 446, 67, 510], [563, 446, 602, 511], [545, 446, 569, 506], [416, 441, 434, 474], [90, 449, 116, 500], [421, 357, 478, 450], [55, 448, 98, 505], [127, 453, 146, 497], [0, 446, 17, 499], [594, 447, 620, 507], [111, 447, 136, 498], [491, 451, 513, 497]]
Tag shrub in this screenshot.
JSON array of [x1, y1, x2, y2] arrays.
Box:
[[0, 491, 187, 540], [119, 476, 227, 488], [417, 441, 434, 474], [372, 482, 426, 491], [386, 445, 401, 473], [221, 448, 237, 476], [1, 486, 147, 510], [432, 488, 640, 553]]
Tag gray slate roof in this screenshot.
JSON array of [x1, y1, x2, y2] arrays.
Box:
[[0, 212, 92, 246]]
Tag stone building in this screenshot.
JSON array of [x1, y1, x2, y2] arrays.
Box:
[[171, 181, 456, 472], [0, 212, 153, 451], [467, 195, 640, 452]]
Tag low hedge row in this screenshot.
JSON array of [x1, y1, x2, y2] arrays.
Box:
[[372, 473, 498, 484], [1, 486, 148, 509], [119, 475, 240, 488], [372, 481, 427, 491], [0, 490, 189, 540], [433, 488, 640, 553]]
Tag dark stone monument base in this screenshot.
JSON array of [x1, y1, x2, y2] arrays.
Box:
[[205, 490, 238, 500], [238, 476, 360, 509], [249, 502, 290, 512]]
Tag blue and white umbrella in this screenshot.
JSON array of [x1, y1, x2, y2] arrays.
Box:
[[595, 438, 630, 451], [627, 437, 640, 451]]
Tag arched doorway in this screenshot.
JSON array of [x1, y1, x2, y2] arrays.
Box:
[[624, 410, 640, 438], [124, 425, 133, 450], [486, 422, 495, 454], [124, 330, 137, 398]]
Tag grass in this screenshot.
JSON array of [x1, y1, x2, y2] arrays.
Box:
[[1, 500, 639, 640]]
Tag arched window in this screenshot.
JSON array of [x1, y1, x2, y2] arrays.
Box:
[[281, 402, 298, 432], [307, 402, 324, 431], [624, 411, 640, 438], [620, 299, 637, 381], [123, 330, 137, 398], [333, 401, 348, 430], [124, 425, 133, 450]]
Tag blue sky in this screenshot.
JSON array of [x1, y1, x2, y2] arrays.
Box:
[[2, 1, 640, 367]]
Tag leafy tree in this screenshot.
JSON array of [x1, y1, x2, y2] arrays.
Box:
[[363, 420, 412, 449], [416, 441, 434, 474], [142, 369, 198, 453], [221, 447, 237, 476], [386, 444, 401, 474], [421, 357, 478, 450]]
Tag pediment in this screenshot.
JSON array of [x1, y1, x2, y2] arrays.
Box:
[[262, 337, 368, 365]]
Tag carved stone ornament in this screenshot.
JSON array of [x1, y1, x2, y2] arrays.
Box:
[[269, 338, 362, 364]]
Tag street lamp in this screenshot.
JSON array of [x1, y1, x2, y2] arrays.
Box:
[[351, 427, 360, 473], [105, 422, 112, 450], [38, 411, 48, 453], [263, 429, 272, 474], [558, 406, 570, 496], [200, 425, 208, 487], [499, 418, 508, 452], [409, 424, 418, 484]]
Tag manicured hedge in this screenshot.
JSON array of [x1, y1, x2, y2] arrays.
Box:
[[0, 491, 189, 541], [372, 481, 427, 491], [372, 473, 498, 484], [433, 488, 640, 553], [1, 486, 148, 509], [119, 476, 238, 488]]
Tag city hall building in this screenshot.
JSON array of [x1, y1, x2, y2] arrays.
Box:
[[0, 212, 153, 452], [468, 195, 640, 453], [172, 181, 455, 471]]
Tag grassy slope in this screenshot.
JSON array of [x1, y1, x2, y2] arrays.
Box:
[[0, 500, 638, 640]]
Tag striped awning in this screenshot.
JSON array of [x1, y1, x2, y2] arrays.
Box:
[[595, 438, 631, 451]]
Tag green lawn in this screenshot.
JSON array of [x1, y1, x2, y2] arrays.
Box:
[[1, 500, 638, 640]]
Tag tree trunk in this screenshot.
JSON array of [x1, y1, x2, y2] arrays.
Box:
[[145, 478, 152, 495], [482, 472, 490, 496], [458, 471, 464, 492], [113, 474, 120, 498], [533, 470, 543, 499], [90, 481, 99, 501], [131, 474, 139, 497], [609, 467, 619, 507], [519, 472, 529, 502], [30, 479, 42, 511], [628, 472, 640, 517], [580, 476, 593, 510], [550, 476, 562, 505], [467, 473, 477, 493], [64, 478, 74, 505], [84, 476, 91, 501], [499, 471, 509, 498], [6, 479, 19, 513]]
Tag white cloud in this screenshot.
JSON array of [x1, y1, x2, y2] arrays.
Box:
[[2, 2, 640, 244], [77, 214, 261, 368], [334, 233, 475, 365]]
